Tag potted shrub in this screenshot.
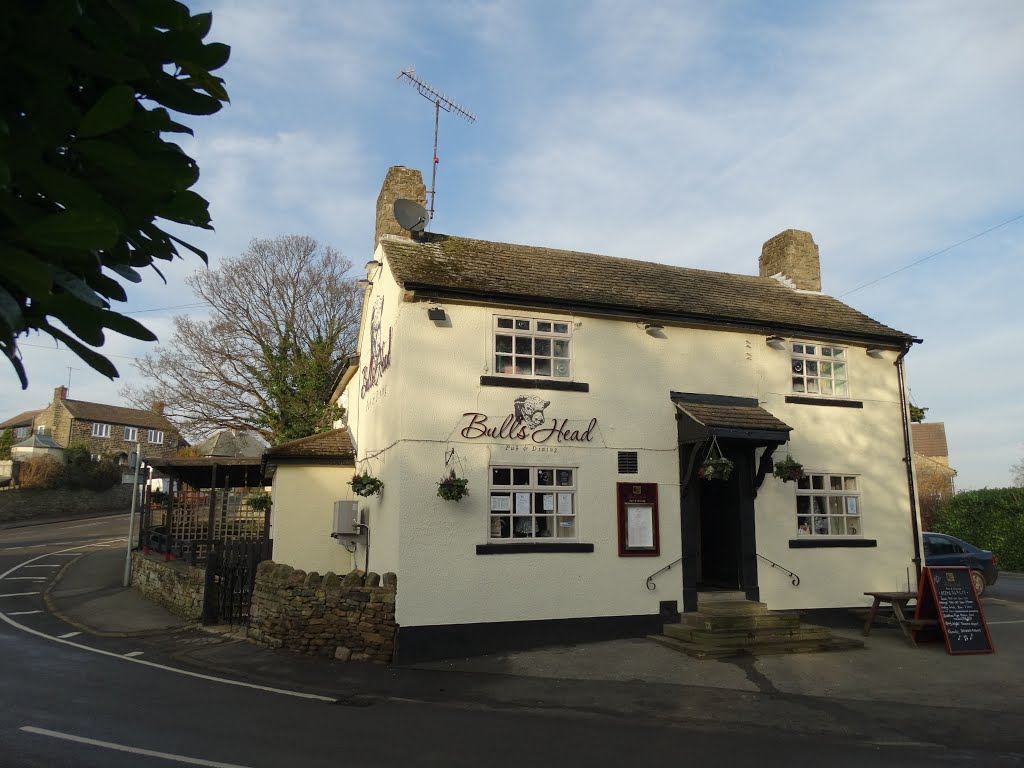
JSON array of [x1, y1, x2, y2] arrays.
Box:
[[697, 456, 734, 482], [772, 454, 805, 483], [349, 472, 384, 497], [437, 469, 469, 502], [248, 490, 272, 513]]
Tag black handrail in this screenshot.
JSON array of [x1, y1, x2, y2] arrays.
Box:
[[756, 553, 800, 586], [645, 555, 691, 591]]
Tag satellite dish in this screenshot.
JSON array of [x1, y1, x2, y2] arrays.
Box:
[[394, 198, 428, 232]]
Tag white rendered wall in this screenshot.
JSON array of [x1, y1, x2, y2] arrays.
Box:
[[270, 465, 357, 576]]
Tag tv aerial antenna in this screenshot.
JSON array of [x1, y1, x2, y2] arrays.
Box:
[[397, 67, 476, 223]]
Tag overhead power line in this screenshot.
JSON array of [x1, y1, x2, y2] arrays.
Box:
[[838, 212, 1024, 298]]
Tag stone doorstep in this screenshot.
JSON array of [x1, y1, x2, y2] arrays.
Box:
[[663, 624, 834, 646], [681, 613, 801, 631], [697, 601, 769, 616], [696, 591, 747, 604], [649, 633, 864, 659]]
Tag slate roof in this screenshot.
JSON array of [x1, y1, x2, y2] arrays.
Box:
[[263, 427, 355, 463], [12, 432, 63, 450], [674, 401, 792, 435], [382, 234, 915, 345], [60, 399, 176, 432], [0, 409, 42, 429], [911, 422, 949, 458], [190, 430, 267, 458]]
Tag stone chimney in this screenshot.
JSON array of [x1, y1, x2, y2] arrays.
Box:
[[759, 229, 821, 291], [375, 166, 427, 249], [151, 401, 165, 415], [54, 385, 67, 402]]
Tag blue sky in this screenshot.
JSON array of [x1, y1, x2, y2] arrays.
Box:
[[3, 0, 1022, 489]]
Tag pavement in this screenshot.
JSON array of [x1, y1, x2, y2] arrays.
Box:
[[40, 549, 1024, 753]]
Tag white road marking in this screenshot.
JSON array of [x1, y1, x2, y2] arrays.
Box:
[[7, 610, 43, 616], [58, 631, 81, 639], [24, 564, 61, 568], [20, 726, 254, 768], [124, 651, 145, 657], [0, 592, 40, 598], [51, 553, 84, 557], [986, 619, 1024, 625], [0, 540, 335, 703], [4, 577, 48, 581], [59, 520, 118, 530]]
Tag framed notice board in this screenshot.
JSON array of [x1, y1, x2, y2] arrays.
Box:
[[616, 483, 659, 557], [913, 566, 994, 655]]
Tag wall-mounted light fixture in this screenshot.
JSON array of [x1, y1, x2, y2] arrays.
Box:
[[766, 334, 785, 348], [866, 347, 884, 357], [644, 323, 664, 337], [364, 259, 382, 271], [427, 307, 447, 322], [356, 278, 372, 287]]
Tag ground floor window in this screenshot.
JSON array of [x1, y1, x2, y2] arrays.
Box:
[[489, 465, 577, 541], [796, 473, 860, 536]]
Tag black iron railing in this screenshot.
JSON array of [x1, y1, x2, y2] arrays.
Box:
[[756, 553, 800, 586], [645, 555, 693, 591]]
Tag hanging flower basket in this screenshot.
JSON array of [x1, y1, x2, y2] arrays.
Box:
[[247, 490, 272, 513], [437, 469, 469, 502], [698, 456, 735, 481], [349, 472, 384, 497], [772, 454, 805, 483]]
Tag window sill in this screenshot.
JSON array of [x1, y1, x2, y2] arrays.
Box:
[[480, 376, 589, 393], [785, 395, 863, 408], [788, 538, 877, 548], [477, 542, 595, 554]]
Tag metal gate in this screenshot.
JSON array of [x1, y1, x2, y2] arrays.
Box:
[[203, 538, 273, 626]]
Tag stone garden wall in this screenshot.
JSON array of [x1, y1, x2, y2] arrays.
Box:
[[130, 551, 205, 621], [0, 485, 133, 524], [247, 561, 397, 664]]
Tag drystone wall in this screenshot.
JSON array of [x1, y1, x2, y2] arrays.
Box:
[[130, 551, 204, 621], [248, 561, 397, 664], [0, 485, 133, 523]]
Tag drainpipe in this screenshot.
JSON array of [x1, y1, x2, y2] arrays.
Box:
[[895, 341, 922, 578]]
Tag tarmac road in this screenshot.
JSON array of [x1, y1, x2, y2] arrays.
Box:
[[1, 516, 1022, 766]]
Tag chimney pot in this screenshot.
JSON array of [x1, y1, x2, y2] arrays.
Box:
[[375, 166, 427, 249], [759, 229, 822, 292]]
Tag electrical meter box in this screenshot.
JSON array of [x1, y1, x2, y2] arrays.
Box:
[[331, 500, 360, 538]]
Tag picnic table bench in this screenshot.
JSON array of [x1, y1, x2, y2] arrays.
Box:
[[863, 590, 938, 646]]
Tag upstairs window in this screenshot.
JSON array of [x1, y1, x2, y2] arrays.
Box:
[[92, 423, 111, 438], [124, 426, 138, 442], [494, 316, 571, 379], [148, 430, 164, 445], [791, 342, 848, 397], [13, 426, 30, 439]]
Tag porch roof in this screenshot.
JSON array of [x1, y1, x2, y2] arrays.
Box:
[[145, 456, 265, 488], [672, 392, 792, 444]]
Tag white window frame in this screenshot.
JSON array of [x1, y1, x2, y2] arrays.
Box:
[[147, 429, 164, 445], [796, 472, 861, 537], [790, 342, 850, 398], [13, 426, 30, 439], [493, 315, 572, 380], [488, 465, 578, 542], [91, 423, 111, 438], [124, 426, 138, 442]]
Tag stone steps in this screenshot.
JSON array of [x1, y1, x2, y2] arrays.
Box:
[[651, 594, 863, 659]]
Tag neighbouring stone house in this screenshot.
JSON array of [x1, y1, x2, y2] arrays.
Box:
[[0, 409, 43, 442], [911, 421, 957, 528], [17, 386, 183, 463], [268, 165, 926, 663]]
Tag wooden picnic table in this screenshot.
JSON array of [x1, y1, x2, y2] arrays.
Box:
[[863, 590, 936, 646]]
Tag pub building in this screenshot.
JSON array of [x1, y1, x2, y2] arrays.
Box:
[[267, 166, 924, 663]]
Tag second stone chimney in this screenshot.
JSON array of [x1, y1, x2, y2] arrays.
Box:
[[375, 166, 427, 249], [151, 401, 165, 416], [54, 385, 68, 402], [759, 229, 821, 292]]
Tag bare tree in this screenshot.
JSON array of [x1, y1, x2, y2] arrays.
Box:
[[1012, 458, 1024, 487], [122, 236, 360, 444]]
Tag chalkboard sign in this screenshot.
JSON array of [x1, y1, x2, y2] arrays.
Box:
[[914, 566, 994, 655]]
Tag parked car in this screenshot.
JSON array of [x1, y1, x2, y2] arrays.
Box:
[[922, 532, 999, 596]]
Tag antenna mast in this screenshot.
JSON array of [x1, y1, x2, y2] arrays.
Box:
[[397, 67, 476, 222]]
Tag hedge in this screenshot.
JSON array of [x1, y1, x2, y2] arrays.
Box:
[[934, 488, 1024, 572]]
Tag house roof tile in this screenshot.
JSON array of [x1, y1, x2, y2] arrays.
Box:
[[0, 409, 42, 429], [382, 234, 915, 345], [60, 400, 177, 432], [674, 401, 792, 435], [263, 427, 355, 462], [911, 422, 949, 458]]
